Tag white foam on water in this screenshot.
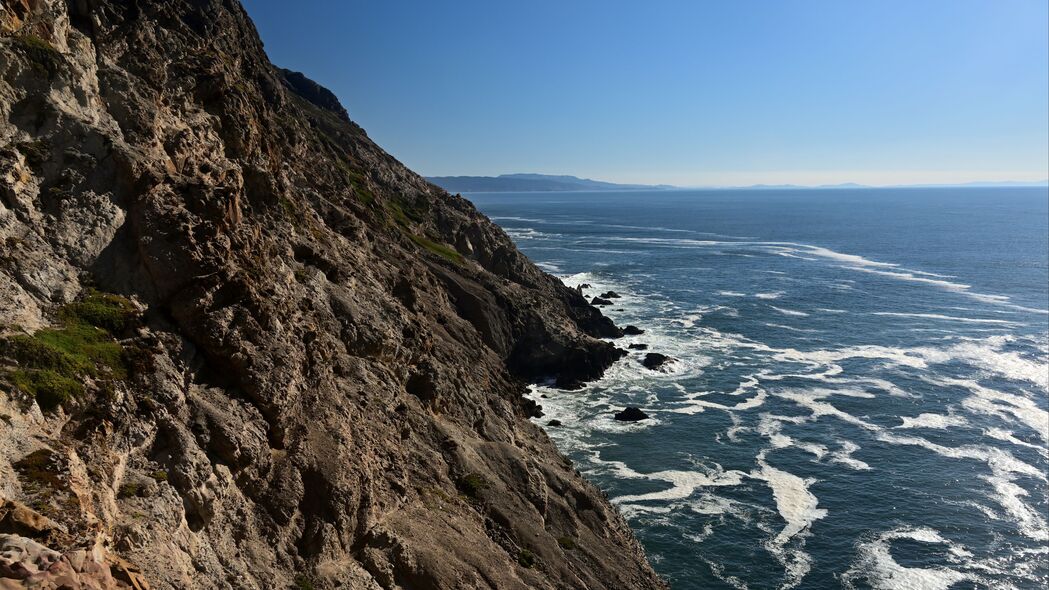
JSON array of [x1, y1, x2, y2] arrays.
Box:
[[502, 227, 562, 240], [816, 308, 847, 313], [829, 440, 872, 471], [534, 261, 562, 272], [842, 527, 971, 590], [702, 559, 750, 590], [752, 453, 827, 588], [770, 306, 810, 317], [985, 428, 1048, 457], [536, 260, 1045, 586], [875, 430, 1047, 541], [872, 312, 1018, 325], [982, 475, 1049, 542], [670, 388, 768, 415], [612, 464, 747, 505], [924, 375, 1049, 442], [764, 323, 819, 333], [718, 290, 746, 297], [896, 413, 970, 430], [488, 215, 546, 223], [568, 236, 1036, 312], [756, 291, 785, 300], [760, 458, 822, 514]]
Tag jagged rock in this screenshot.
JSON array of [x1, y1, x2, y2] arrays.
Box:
[[614, 407, 649, 422], [642, 353, 672, 370], [0, 1, 663, 589], [0, 534, 149, 589], [628, 343, 648, 350], [599, 291, 621, 299], [591, 297, 613, 306], [623, 325, 644, 335], [547, 420, 562, 427]]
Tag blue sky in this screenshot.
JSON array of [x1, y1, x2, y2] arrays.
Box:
[[242, 1, 1048, 186]]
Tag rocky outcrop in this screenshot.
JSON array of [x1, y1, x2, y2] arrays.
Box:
[[0, 1, 664, 589], [613, 407, 649, 422], [642, 353, 672, 370]]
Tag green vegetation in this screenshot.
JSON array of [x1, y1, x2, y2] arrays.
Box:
[[517, 549, 536, 569], [13, 449, 63, 489], [293, 575, 315, 590], [14, 34, 60, 75], [0, 290, 137, 412], [458, 473, 488, 498], [557, 536, 576, 550], [409, 233, 464, 265], [15, 34, 57, 56], [118, 482, 142, 499], [150, 470, 168, 483], [9, 369, 83, 412], [387, 201, 412, 227], [5, 322, 127, 378], [58, 290, 138, 332]]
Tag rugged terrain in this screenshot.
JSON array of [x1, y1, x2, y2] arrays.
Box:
[[0, 0, 665, 588]]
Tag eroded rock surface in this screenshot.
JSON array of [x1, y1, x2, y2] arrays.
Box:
[[0, 1, 664, 588]]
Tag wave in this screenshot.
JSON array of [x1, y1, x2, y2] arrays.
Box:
[[564, 236, 1043, 314], [896, 413, 970, 430], [770, 306, 809, 317], [872, 312, 1018, 325], [489, 215, 545, 223], [842, 527, 971, 590]]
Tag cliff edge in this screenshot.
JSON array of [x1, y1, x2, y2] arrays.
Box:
[[0, 1, 665, 588]]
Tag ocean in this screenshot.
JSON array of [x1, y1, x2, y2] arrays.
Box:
[[469, 187, 1049, 589]]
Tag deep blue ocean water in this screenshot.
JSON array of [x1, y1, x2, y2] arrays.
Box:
[[469, 188, 1049, 589]]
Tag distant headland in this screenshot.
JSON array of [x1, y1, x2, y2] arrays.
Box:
[[427, 173, 1048, 193], [425, 173, 676, 193]]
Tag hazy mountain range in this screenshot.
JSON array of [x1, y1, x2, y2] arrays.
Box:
[[427, 174, 1049, 193], [426, 173, 675, 193]]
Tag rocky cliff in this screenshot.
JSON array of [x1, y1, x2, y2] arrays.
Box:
[[0, 0, 666, 588]]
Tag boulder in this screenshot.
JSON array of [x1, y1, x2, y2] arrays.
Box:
[[591, 297, 613, 306], [547, 419, 562, 427], [600, 291, 621, 299], [613, 407, 649, 422], [623, 325, 644, 335], [628, 343, 648, 350], [642, 353, 672, 370]]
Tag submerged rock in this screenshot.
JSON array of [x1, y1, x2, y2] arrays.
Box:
[[628, 343, 649, 350], [642, 353, 672, 370], [547, 419, 563, 427], [614, 407, 649, 422]]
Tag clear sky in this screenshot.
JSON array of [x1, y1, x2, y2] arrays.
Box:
[[241, 1, 1048, 187]]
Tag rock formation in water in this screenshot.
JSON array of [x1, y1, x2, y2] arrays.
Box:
[[0, 1, 664, 588]]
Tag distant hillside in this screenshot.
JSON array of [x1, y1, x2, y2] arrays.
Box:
[[427, 173, 675, 193]]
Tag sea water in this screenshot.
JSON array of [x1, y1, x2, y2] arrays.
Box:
[[469, 187, 1048, 589]]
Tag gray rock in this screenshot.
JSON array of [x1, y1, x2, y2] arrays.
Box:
[[642, 353, 673, 370], [614, 407, 649, 422], [0, 1, 664, 589]]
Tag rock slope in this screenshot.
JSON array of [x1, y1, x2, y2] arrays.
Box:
[[0, 0, 664, 588]]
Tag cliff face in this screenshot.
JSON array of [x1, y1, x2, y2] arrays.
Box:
[[0, 1, 664, 588]]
